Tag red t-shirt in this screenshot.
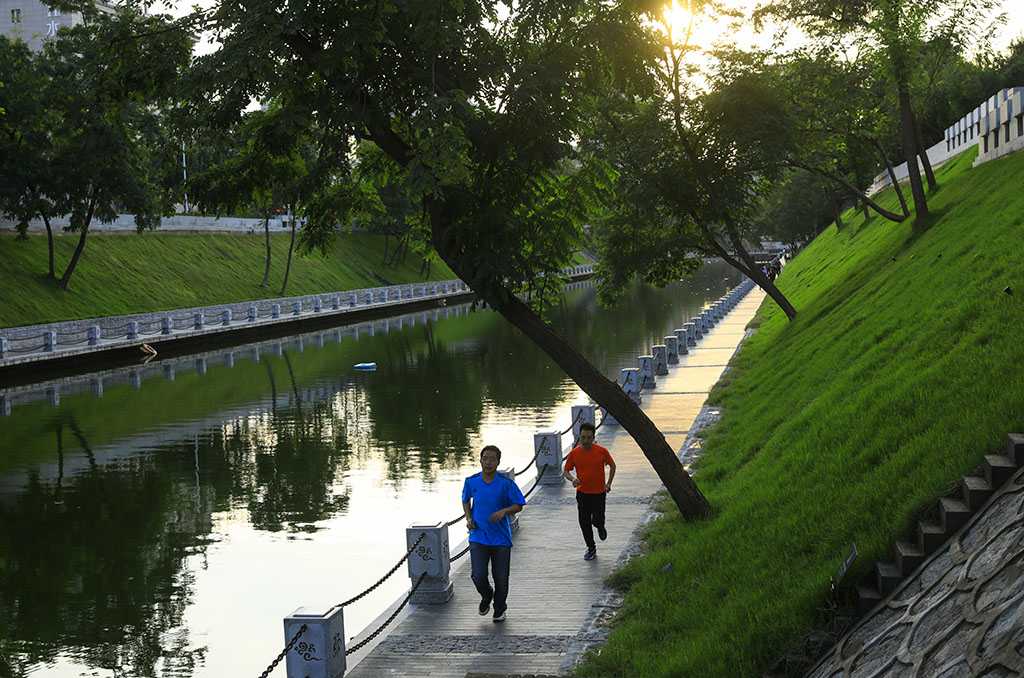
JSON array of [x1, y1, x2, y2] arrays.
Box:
[[564, 444, 614, 494]]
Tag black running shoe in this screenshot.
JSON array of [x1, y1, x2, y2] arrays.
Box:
[[478, 596, 491, 616], [598, 525, 607, 541], [584, 546, 597, 561], [493, 609, 506, 622]]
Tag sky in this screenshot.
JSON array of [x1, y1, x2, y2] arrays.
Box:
[[168, 0, 1024, 60]]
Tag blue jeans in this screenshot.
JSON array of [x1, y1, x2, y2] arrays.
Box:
[[469, 543, 511, 613]]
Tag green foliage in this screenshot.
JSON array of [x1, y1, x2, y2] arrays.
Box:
[[0, 231, 455, 328], [575, 146, 1024, 676]]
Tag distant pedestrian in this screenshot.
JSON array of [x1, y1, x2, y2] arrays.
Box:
[[562, 422, 616, 561], [461, 445, 525, 622]]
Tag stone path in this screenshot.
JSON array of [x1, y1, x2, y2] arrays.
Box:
[[342, 288, 766, 678], [805, 465, 1024, 678]]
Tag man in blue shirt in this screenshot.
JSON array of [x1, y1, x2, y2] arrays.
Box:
[[461, 445, 526, 622]]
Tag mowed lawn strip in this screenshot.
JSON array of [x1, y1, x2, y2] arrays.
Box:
[[0, 231, 457, 328], [576, 145, 1024, 677]]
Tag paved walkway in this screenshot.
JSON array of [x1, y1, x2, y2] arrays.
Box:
[[343, 288, 766, 678]]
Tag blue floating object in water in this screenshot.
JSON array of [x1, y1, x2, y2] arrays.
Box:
[[354, 362, 377, 371]]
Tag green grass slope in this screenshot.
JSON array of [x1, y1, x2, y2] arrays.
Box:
[[576, 146, 1024, 677], [0, 231, 456, 328]]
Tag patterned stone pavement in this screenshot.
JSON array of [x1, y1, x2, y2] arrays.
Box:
[[341, 289, 767, 677], [805, 466, 1024, 678]]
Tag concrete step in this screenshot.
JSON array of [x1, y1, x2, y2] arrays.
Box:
[[939, 497, 971, 533], [894, 540, 925, 577], [984, 454, 1017, 488], [876, 561, 901, 596], [1006, 433, 1024, 466], [857, 584, 883, 616], [961, 475, 995, 512], [918, 519, 946, 554]]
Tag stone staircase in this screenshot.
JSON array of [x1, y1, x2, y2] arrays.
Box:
[[856, 432, 1024, 614]]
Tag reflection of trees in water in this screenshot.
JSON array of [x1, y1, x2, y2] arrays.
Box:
[[362, 324, 484, 486], [214, 351, 352, 533], [0, 416, 208, 678]]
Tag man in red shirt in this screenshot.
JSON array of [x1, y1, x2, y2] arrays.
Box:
[[562, 421, 616, 560]]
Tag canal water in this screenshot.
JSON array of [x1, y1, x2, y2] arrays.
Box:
[[0, 262, 733, 678]]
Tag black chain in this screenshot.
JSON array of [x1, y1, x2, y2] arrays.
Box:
[[334, 532, 425, 608], [9, 344, 45, 353], [558, 408, 585, 436], [524, 464, 548, 499], [257, 623, 307, 678], [346, 572, 426, 655], [445, 513, 466, 527], [451, 545, 470, 561]]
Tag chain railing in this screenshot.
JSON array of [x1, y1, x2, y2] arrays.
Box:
[[333, 531, 425, 609], [345, 572, 427, 656], [257, 623, 307, 678], [1, 270, 599, 361]]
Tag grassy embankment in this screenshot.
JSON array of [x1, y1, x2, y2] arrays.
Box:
[[576, 145, 1024, 677], [0, 231, 459, 328]]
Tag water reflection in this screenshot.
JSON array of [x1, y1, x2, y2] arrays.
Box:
[[0, 264, 733, 677]]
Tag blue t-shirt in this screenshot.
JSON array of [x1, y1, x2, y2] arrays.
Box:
[[461, 473, 527, 546]]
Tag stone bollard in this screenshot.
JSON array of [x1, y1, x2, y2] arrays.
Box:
[[43, 331, 56, 353], [406, 523, 453, 603], [248, 306, 258, 322], [534, 432, 564, 484], [293, 302, 302, 316], [431, 285, 438, 295], [162, 317, 172, 335], [702, 310, 714, 328], [315, 334, 324, 349], [46, 387, 59, 406], [365, 293, 373, 305], [196, 357, 207, 374], [665, 336, 679, 364], [653, 345, 668, 376], [224, 351, 235, 368], [88, 326, 100, 346], [571, 405, 597, 446], [689, 318, 703, 340], [272, 304, 281, 319], [222, 310, 232, 326], [332, 296, 340, 310], [637, 355, 656, 389], [620, 368, 641, 403], [349, 294, 357, 308], [674, 329, 690, 355], [497, 469, 521, 533], [314, 298, 323, 313], [195, 313, 205, 330], [0, 336, 7, 359], [283, 606, 346, 678], [273, 342, 283, 356], [90, 378, 103, 398], [250, 347, 261, 362]]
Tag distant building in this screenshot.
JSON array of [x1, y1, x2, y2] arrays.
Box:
[[1, 0, 114, 52]]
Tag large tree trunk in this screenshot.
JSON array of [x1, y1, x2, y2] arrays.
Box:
[[280, 215, 296, 296], [898, 86, 929, 218], [426, 203, 710, 519], [912, 108, 937, 189], [492, 284, 710, 520], [57, 195, 96, 291], [867, 137, 910, 217], [699, 223, 797, 320], [261, 212, 272, 291]]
